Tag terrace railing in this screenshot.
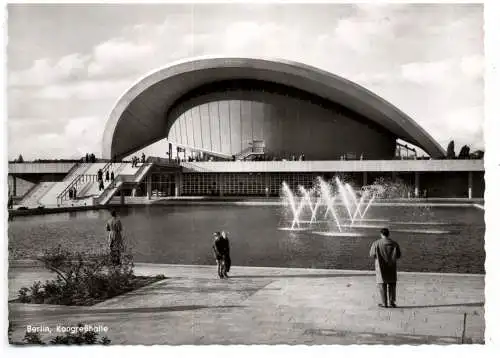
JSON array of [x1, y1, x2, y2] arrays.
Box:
[[56, 161, 115, 206]]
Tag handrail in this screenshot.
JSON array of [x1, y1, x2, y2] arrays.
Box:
[[56, 161, 122, 205], [61, 162, 80, 181], [95, 162, 129, 205], [56, 172, 94, 205], [236, 146, 265, 160], [97, 162, 152, 205]]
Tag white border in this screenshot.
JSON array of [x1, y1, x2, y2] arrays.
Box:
[[2, 1, 499, 357]]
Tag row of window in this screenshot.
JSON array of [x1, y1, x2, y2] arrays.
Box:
[[138, 172, 420, 197], [180, 173, 352, 196]]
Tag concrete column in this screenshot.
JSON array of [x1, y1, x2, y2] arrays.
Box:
[[12, 175, 17, 197], [362, 172, 368, 187], [468, 171, 473, 199], [147, 174, 152, 199], [265, 173, 271, 197], [175, 173, 182, 197], [218, 173, 224, 197], [414, 172, 420, 198]]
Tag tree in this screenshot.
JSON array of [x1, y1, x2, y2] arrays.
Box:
[[446, 141, 456, 159], [470, 150, 484, 159], [17, 154, 24, 163], [458, 145, 470, 159]]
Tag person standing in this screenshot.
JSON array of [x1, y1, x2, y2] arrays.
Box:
[[212, 232, 230, 279], [369, 228, 401, 308], [106, 210, 124, 266], [220, 231, 231, 276], [105, 170, 110, 182], [8, 193, 13, 209]]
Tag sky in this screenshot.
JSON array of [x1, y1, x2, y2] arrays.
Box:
[[6, 2, 484, 160]]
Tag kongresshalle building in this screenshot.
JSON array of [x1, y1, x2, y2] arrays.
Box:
[[9, 57, 484, 207]]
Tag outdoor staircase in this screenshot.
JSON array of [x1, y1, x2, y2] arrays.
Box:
[[96, 162, 154, 205], [20, 163, 90, 208], [235, 141, 265, 161], [18, 181, 57, 208], [56, 162, 112, 206]]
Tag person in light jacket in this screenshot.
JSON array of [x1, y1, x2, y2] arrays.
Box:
[[106, 210, 124, 266], [369, 228, 401, 308]]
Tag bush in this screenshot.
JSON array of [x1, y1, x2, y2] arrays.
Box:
[[23, 332, 45, 345], [18, 245, 138, 305], [364, 177, 413, 199], [50, 324, 111, 345]]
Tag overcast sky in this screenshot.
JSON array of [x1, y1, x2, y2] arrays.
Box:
[[7, 3, 484, 160]]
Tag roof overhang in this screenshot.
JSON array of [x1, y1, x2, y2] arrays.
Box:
[[102, 56, 445, 159]]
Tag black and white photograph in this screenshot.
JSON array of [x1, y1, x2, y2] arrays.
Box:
[[3, 0, 493, 349]]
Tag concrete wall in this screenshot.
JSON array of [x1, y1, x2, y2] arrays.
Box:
[[8, 162, 76, 174], [7, 175, 35, 198], [167, 87, 396, 160], [180, 160, 484, 173], [8, 173, 68, 198]]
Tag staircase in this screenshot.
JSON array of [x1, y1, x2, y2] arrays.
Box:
[[56, 162, 111, 206], [96, 162, 154, 205], [18, 182, 57, 208], [235, 141, 265, 160]]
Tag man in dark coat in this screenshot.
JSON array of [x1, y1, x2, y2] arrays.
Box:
[[212, 232, 230, 279], [369, 228, 401, 308], [220, 231, 231, 274]]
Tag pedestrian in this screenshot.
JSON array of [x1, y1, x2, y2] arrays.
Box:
[[220, 231, 232, 275], [212, 232, 230, 279], [106, 170, 110, 182], [99, 178, 104, 191], [106, 210, 124, 266], [110, 171, 115, 182], [369, 228, 401, 308], [141, 153, 146, 163], [8, 193, 14, 209], [97, 169, 103, 182], [85, 153, 89, 163]]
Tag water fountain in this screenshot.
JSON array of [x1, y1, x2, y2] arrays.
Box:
[[280, 176, 453, 236], [280, 176, 377, 236]]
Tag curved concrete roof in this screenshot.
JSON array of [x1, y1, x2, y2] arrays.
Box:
[[102, 56, 445, 159]]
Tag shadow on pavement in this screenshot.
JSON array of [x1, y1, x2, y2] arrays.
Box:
[[229, 273, 374, 279], [10, 305, 244, 320], [396, 302, 484, 309]]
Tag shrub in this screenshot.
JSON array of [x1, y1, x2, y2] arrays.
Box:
[[364, 177, 413, 199], [18, 245, 138, 305], [23, 332, 45, 345], [49, 324, 111, 345]]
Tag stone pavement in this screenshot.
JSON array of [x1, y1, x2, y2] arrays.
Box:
[[8, 263, 484, 345]]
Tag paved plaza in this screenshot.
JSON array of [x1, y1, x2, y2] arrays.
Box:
[[9, 263, 484, 345]]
